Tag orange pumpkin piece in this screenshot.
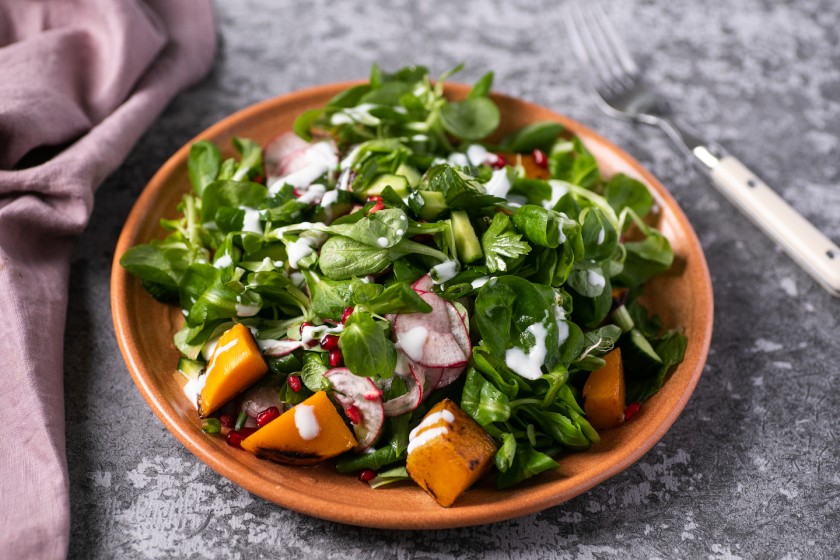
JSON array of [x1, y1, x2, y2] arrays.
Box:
[[241, 391, 357, 465], [198, 323, 268, 417], [501, 152, 551, 180], [406, 399, 497, 507], [582, 347, 626, 430]]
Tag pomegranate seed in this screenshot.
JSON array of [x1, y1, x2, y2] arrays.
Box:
[[492, 154, 507, 169], [219, 414, 234, 429], [368, 201, 385, 214], [225, 427, 258, 449], [299, 321, 318, 347], [288, 375, 302, 393], [624, 402, 641, 421], [293, 188, 303, 197], [340, 307, 354, 324], [532, 148, 548, 168], [257, 406, 281, 427], [320, 334, 340, 351], [329, 348, 344, 367], [345, 404, 362, 425], [358, 469, 377, 482], [363, 389, 383, 401], [367, 195, 384, 203]]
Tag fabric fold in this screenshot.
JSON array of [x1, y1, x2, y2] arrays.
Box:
[[0, 1, 217, 558]]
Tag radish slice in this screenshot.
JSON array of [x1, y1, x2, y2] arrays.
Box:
[[259, 339, 303, 357], [382, 361, 423, 417], [433, 301, 472, 389], [324, 368, 384, 451], [416, 331, 467, 368], [409, 362, 444, 396], [240, 384, 285, 418], [264, 132, 310, 182], [395, 292, 453, 335], [411, 274, 434, 294]]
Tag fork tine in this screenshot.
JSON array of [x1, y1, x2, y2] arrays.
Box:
[[591, 3, 640, 79], [568, 2, 638, 97], [565, 3, 614, 93]]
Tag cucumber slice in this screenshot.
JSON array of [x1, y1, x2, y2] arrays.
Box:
[[365, 174, 409, 197], [395, 163, 422, 188], [621, 328, 662, 375], [408, 190, 448, 221], [177, 357, 205, 381], [450, 210, 483, 263]]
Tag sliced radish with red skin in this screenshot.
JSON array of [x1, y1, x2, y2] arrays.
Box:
[[382, 363, 423, 417], [324, 368, 384, 451], [395, 292, 453, 334], [406, 361, 444, 397], [411, 274, 434, 294], [240, 384, 285, 418], [264, 132, 310, 181], [435, 364, 468, 390], [416, 331, 467, 368], [260, 339, 303, 357]]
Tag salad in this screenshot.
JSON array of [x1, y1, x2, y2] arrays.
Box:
[[120, 64, 686, 507]]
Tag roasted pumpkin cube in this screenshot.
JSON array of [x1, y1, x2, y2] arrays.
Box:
[[582, 347, 626, 430], [241, 391, 357, 465], [198, 323, 268, 417], [406, 399, 497, 507]]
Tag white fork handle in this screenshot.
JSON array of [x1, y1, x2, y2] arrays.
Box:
[[699, 153, 840, 297]]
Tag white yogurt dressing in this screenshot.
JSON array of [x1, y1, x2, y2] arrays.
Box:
[[483, 168, 511, 198], [545, 180, 569, 209], [330, 103, 381, 127], [294, 404, 320, 440], [471, 276, 491, 289], [213, 253, 232, 269], [300, 323, 344, 346], [235, 303, 260, 317], [554, 305, 570, 346], [466, 144, 491, 166], [182, 373, 207, 408], [269, 141, 337, 193], [297, 183, 326, 204], [241, 207, 262, 234], [396, 326, 429, 362], [407, 409, 456, 455], [447, 152, 469, 167], [587, 268, 606, 291], [504, 322, 549, 380], [376, 236, 389, 248], [597, 227, 605, 245], [286, 238, 314, 269], [430, 260, 459, 284], [320, 189, 339, 208], [204, 338, 238, 378]]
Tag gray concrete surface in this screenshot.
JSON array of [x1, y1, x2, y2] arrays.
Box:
[[65, 0, 840, 557]]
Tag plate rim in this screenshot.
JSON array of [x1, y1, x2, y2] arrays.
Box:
[[110, 80, 714, 528]]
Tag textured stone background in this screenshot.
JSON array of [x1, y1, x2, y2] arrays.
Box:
[[65, 0, 840, 558]]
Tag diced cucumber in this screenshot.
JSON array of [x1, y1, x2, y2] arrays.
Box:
[[450, 210, 483, 263], [177, 357, 205, 381], [408, 190, 448, 221], [395, 163, 422, 188], [621, 328, 662, 375], [365, 174, 409, 197]]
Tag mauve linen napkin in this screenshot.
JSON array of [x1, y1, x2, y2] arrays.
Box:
[[0, 1, 216, 557]]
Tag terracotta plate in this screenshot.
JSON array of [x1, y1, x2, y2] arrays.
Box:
[[111, 82, 713, 528]]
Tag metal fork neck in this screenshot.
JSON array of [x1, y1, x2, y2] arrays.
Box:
[[654, 117, 727, 170]]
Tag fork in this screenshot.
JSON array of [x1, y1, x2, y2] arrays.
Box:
[[565, 2, 840, 298]]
